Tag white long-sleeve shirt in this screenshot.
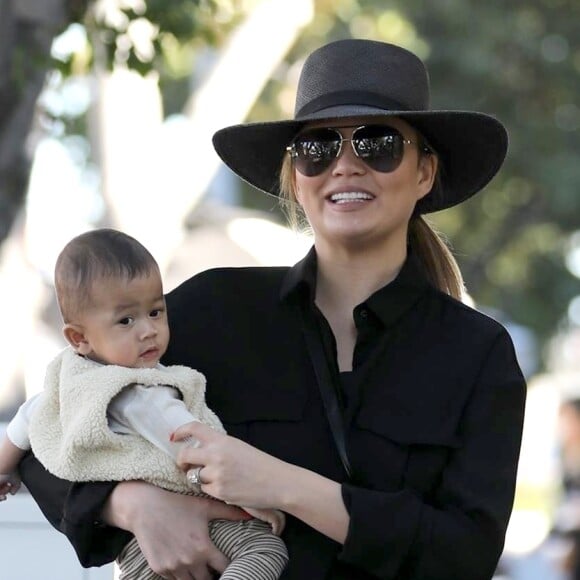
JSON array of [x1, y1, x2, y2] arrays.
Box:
[[8, 383, 198, 460]]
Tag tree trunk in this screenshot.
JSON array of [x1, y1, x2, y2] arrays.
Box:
[[0, 0, 73, 244]]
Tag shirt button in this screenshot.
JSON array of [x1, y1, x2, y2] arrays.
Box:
[[359, 309, 368, 319]]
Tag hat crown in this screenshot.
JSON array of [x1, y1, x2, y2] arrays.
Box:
[[295, 39, 431, 118]]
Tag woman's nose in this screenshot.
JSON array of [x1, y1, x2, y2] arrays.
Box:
[[332, 138, 366, 175]]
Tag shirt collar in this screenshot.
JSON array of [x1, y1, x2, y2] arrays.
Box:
[[280, 246, 431, 327], [280, 245, 318, 302]]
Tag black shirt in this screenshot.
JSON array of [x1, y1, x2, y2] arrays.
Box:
[[20, 248, 527, 580]]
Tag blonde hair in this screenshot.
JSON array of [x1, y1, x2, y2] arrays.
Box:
[[278, 150, 465, 301], [407, 215, 465, 299]]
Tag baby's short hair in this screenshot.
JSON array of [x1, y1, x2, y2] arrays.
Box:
[[55, 228, 159, 323]]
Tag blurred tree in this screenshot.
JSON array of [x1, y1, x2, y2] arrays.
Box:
[[0, 0, 240, 246], [0, 0, 89, 244]]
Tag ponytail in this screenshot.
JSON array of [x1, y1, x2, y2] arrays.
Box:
[[408, 216, 465, 300]]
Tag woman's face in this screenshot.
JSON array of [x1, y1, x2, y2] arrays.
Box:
[[293, 116, 437, 251]]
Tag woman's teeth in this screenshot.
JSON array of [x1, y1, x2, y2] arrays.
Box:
[[330, 192, 373, 204]]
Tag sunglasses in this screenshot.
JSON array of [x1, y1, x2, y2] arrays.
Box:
[[286, 124, 429, 177]]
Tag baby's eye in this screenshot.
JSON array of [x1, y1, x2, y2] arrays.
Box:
[[150, 308, 164, 318], [118, 317, 133, 326]]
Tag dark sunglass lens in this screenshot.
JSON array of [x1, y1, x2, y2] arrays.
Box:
[[353, 125, 404, 172], [292, 129, 341, 176]]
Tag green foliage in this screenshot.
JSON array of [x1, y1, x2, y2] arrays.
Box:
[[54, 1, 242, 106], [52, 0, 246, 115]]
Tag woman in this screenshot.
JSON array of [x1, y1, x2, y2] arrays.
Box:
[[20, 39, 526, 580]]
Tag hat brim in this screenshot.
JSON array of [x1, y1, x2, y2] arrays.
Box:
[[212, 107, 508, 214]]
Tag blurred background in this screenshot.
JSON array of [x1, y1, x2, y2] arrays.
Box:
[[1, 0, 580, 578]]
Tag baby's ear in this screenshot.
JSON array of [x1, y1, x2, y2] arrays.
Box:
[[63, 324, 91, 355]]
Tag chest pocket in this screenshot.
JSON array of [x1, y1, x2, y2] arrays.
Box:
[[212, 383, 327, 471], [348, 344, 476, 497], [353, 401, 461, 497], [218, 387, 304, 425]]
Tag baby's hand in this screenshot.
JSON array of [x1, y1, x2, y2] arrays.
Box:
[[0, 473, 21, 501]]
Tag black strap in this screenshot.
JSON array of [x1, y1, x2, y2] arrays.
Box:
[[298, 304, 352, 478]]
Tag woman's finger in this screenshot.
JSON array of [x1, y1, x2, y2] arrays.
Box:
[[203, 544, 230, 577], [188, 567, 212, 580], [171, 420, 216, 444], [176, 446, 205, 471]]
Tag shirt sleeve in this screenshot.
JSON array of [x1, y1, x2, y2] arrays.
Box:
[[19, 451, 131, 567], [6, 394, 42, 450], [108, 384, 198, 459], [338, 328, 527, 579]]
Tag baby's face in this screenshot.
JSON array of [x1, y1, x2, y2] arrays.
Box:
[[78, 272, 169, 368]]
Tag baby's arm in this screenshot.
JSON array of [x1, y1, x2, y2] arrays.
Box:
[[0, 436, 25, 499], [108, 384, 200, 459], [0, 394, 42, 500]]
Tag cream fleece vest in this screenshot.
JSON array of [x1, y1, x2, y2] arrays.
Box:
[[28, 348, 225, 493]]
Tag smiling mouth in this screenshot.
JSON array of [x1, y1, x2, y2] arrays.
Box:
[[328, 192, 374, 204]]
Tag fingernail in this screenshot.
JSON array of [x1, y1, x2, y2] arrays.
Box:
[[169, 432, 174, 441]]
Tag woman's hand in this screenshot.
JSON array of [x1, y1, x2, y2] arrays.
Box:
[[172, 422, 350, 544], [172, 422, 291, 510], [103, 480, 248, 580]]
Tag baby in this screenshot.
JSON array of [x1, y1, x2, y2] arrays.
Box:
[[0, 228, 287, 580]]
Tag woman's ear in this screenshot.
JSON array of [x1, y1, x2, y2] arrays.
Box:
[[63, 324, 91, 355], [294, 185, 304, 206], [416, 153, 438, 201]]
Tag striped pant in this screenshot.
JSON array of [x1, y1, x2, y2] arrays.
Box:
[[117, 517, 288, 580]]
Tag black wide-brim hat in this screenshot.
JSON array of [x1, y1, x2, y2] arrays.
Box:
[[212, 39, 508, 214]]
